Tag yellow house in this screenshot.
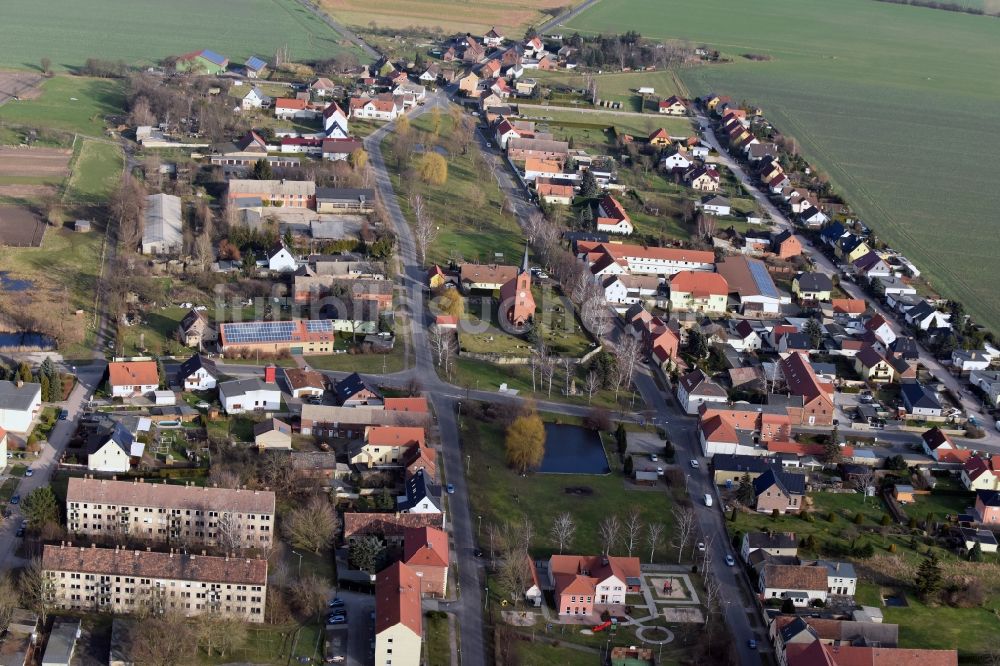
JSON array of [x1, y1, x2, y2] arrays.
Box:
[[648, 128, 671, 147], [669, 271, 729, 314], [349, 426, 425, 468], [791, 272, 833, 302], [835, 235, 872, 264], [705, 95, 722, 110], [375, 563, 423, 666], [458, 71, 480, 96], [854, 346, 895, 383], [428, 265, 447, 289]]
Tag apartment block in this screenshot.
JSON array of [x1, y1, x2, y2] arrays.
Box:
[[66, 477, 275, 551], [42, 544, 267, 622]]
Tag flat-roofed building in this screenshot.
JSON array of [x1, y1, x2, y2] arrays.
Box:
[[42, 544, 268, 622], [66, 477, 275, 550]]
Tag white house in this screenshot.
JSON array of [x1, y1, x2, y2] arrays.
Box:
[[677, 369, 729, 415], [322, 102, 349, 137], [268, 243, 297, 272], [759, 564, 829, 608], [970, 369, 1000, 406], [952, 349, 992, 374], [107, 361, 159, 400], [699, 195, 731, 217], [601, 274, 659, 309], [219, 378, 281, 414], [0, 381, 42, 433], [661, 152, 691, 171], [241, 87, 271, 110], [595, 195, 634, 235], [87, 424, 134, 473], [397, 470, 441, 514], [348, 96, 402, 121], [175, 355, 218, 391]]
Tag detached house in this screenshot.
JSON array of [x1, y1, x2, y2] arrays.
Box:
[[759, 564, 828, 607], [780, 352, 835, 426], [348, 95, 402, 121], [177, 308, 216, 350], [921, 426, 968, 463], [974, 490, 1000, 525], [0, 381, 42, 433], [669, 271, 729, 314], [753, 468, 805, 514], [175, 354, 219, 391], [218, 378, 281, 414], [963, 456, 1000, 491], [334, 372, 382, 407], [685, 166, 720, 192], [741, 531, 797, 563], [677, 369, 728, 414], [595, 195, 633, 235], [903, 384, 943, 419], [658, 95, 687, 116], [792, 272, 833, 302], [107, 361, 159, 400]]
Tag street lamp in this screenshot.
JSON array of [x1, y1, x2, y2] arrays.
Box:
[[466, 454, 471, 475], [478, 514, 483, 538], [291, 550, 303, 577]]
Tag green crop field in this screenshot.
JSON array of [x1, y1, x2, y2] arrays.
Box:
[[565, 0, 1000, 331], [0, 76, 124, 137], [1, 0, 363, 72], [67, 140, 122, 203], [515, 106, 692, 139]]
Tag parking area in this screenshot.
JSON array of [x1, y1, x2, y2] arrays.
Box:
[[326, 589, 375, 666]]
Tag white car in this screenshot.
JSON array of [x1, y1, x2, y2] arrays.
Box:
[[689, 459, 700, 469], [697, 541, 706, 552], [725, 554, 735, 566]]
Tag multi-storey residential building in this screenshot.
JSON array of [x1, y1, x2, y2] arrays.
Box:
[[227, 179, 316, 209], [42, 544, 267, 622], [579, 241, 715, 277], [66, 477, 275, 550]]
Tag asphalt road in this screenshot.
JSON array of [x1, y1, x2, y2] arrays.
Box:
[[0, 361, 106, 570], [696, 111, 999, 449]]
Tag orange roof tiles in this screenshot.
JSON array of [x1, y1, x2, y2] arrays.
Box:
[[375, 562, 422, 635], [107, 361, 159, 387], [670, 270, 729, 297]]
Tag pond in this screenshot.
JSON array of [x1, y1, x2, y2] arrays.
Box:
[[539, 423, 610, 475], [0, 331, 55, 350], [0, 271, 32, 292]]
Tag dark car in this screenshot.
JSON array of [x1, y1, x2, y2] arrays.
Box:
[[328, 616, 347, 625], [473, 548, 484, 558], [59, 409, 69, 420], [15, 527, 24, 538], [329, 598, 345, 608], [10, 495, 19, 505]]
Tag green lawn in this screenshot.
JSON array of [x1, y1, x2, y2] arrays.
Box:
[[534, 69, 687, 112], [66, 139, 122, 203], [517, 105, 693, 139], [461, 415, 675, 559], [1, 0, 364, 71], [883, 597, 1000, 656], [566, 0, 1000, 332], [382, 110, 525, 266], [904, 491, 974, 523], [515, 641, 600, 666], [119, 306, 191, 357], [425, 613, 450, 666], [0, 76, 124, 137], [307, 345, 407, 373]]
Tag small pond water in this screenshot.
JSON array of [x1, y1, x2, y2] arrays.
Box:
[[539, 423, 610, 474], [0, 331, 55, 350], [0, 271, 33, 292]]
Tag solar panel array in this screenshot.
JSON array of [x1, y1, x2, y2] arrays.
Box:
[[221, 320, 337, 344], [223, 321, 295, 344], [748, 260, 780, 299]]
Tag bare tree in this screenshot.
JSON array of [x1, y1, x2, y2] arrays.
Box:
[[287, 574, 328, 618], [702, 570, 723, 642], [562, 357, 574, 396], [429, 325, 456, 377], [112, 173, 147, 253], [496, 548, 532, 607], [645, 522, 665, 564], [584, 371, 600, 404], [18, 559, 53, 624], [598, 514, 621, 556], [854, 467, 877, 505], [550, 512, 576, 554], [623, 508, 644, 557], [283, 495, 338, 553], [129, 611, 197, 666], [671, 505, 697, 563], [216, 511, 245, 555], [410, 192, 437, 265], [0, 574, 18, 634]]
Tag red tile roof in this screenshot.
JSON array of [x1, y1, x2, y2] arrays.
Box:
[[107, 361, 159, 387], [384, 397, 429, 413], [366, 426, 425, 447], [42, 544, 266, 585], [375, 562, 422, 635], [403, 526, 449, 568], [275, 97, 308, 110], [832, 298, 867, 315], [670, 270, 728, 297], [780, 352, 834, 403]]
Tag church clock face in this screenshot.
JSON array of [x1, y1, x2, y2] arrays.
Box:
[[519, 291, 525, 298]]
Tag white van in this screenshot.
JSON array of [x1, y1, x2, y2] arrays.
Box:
[[704, 493, 713, 507]]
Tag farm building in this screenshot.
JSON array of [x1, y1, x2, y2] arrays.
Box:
[[175, 49, 229, 75], [141, 194, 182, 255]]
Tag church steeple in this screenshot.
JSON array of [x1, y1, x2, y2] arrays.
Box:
[[521, 241, 530, 274]]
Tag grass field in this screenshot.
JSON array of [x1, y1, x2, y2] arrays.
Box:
[[382, 110, 525, 266], [323, 0, 577, 34], [565, 0, 1000, 331], [0, 76, 125, 136], [1, 0, 362, 71], [66, 140, 122, 203], [534, 69, 686, 112], [461, 414, 676, 558], [516, 106, 692, 139]]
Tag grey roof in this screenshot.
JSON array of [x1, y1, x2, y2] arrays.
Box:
[[901, 382, 941, 410], [142, 193, 183, 249], [310, 218, 363, 240], [315, 187, 376, 203], [745, 531, 797, 550], [41, 618, 80, 666], [219, 378, 279, 400], [713, 454, 780, 475], [795, 271, 834, 292], [753, 468, 806, 496], [0, 380, 41, 412]]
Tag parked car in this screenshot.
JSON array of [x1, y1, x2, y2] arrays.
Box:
[[689, 459, 700, 469], [650, 453, 658, 462], [446, 484, 455, 494], [748, 638, 758, 649], [697, 541, 706, 552], [329, 598, 345, 608], [725, 554, 735, 566], [58, 409, 69, 420], [10, 495, 19, 505], [24, 469, 32, 477], [15, 527, 24, 538]]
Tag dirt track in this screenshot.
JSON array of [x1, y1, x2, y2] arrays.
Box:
[[0, 147, 71, 176]]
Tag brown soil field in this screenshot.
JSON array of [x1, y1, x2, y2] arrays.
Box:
[[0, 146, 72, 176], [0, 205, 46, 247], [0, 71, 42, 106], [322, 0, 574, 34], [0, 184, 57, 199]]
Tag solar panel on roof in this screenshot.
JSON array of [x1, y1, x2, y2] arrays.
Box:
[[748, 260, 779, 299]]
